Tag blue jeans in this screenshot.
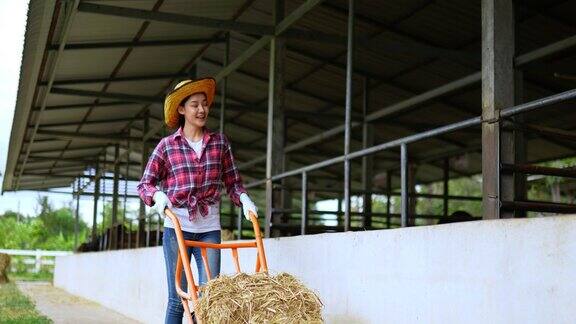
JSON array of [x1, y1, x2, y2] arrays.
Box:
[[163, 228, 221, 324]]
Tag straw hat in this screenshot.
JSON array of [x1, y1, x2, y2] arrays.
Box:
[[164, 77, 216, 129]]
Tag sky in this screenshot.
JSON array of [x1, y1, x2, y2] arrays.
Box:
[[0, 0, 45, 217]]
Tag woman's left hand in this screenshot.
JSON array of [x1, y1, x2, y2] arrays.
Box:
[[240, 193, 258, 220]]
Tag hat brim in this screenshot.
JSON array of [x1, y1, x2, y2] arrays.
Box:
[[164, 77, 216, 129]]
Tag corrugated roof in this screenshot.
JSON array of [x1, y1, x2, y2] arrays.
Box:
[[3, 0, 576, 195]]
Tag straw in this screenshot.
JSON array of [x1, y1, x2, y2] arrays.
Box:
[[196, 272, 323, 323]]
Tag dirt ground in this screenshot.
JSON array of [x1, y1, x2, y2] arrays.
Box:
[[16, 281, 141, 324]]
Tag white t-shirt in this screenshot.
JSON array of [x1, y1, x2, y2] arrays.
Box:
[[163, 136, 221, 233]]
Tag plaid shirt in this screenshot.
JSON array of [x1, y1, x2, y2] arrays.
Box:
[[137, 127, 247, 221]]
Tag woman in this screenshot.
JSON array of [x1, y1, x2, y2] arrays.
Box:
[[137, 78, 258, 323]]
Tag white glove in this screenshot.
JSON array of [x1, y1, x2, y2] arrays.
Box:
[[153, 191, 171, 217], [240, 193, 257, 220]]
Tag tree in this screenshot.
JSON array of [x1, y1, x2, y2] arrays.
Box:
[[0, 197, 89, 251]]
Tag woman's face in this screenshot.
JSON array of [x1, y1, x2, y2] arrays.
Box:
[[177, 92, 209, 129]]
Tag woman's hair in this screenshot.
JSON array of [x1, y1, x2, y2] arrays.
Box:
[[178, 95, 191, 128]]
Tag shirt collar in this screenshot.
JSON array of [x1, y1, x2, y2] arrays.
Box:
[[173, 126, 214, 142]]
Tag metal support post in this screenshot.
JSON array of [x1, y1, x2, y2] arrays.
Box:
[[237, 207, 243, 239], [301, 172, 308, 235], [481, 0, 514, 219], [146, 214, 151, 247], [443, 158, 449, 218], [111, 144, 120, 249], [122, 141, 129, 248], [343, 0, 355, 232], [156, 213, 161, 246], [74, 178, 80, 249], [138, 111, 149, 247], [265, 0, 286, 238], [386, 171, 392, 229], [401, 144, 409, 227], [361, 77, 374, 228], [92, 163, 100, 243]]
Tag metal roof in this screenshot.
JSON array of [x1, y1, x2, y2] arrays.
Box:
[[3, 0, 576, 195]]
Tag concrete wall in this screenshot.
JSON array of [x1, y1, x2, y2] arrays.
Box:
[[55, 216, 576, 324]]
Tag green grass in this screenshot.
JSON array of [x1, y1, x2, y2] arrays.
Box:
[[8, 271, 53, 282], [0, 282, 52, 323]]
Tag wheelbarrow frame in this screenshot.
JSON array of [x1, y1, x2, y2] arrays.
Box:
[[164, 208, 268, 324]]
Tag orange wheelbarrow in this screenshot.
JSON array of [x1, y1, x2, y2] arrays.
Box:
[[164, 208, 268, 324]]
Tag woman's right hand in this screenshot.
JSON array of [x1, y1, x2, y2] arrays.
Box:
[[152, 191, 171, 217]]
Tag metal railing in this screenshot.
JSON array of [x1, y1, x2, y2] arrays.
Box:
[[246, 88, 576, 235]]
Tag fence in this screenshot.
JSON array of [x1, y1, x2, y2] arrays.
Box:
[[0, 249, 72, 273]]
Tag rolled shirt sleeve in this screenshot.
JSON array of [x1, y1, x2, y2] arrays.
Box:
[[137, 139, 167, 207], [221, 135, 247, 207]]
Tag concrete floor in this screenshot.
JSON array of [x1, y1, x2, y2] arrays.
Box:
[[16, 281, 141, 324]]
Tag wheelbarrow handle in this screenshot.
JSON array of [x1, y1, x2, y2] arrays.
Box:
[[247, 211, 268, 272], [163, 208, 260, 228], [163, 208, 262, 242], [163, 207, 268, 273]]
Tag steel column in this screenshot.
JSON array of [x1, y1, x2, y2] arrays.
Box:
[[343, 0, 355, 232], [122, 141, 130, 248], [408, 164, 418, 226], [146, 214, 151, 247], [401, 144, 409, 227], [274, 0, 288, 237], [337, 195, 343, 226], [101, 160, 107, 251], [481, 0, 514, 219], [361, 77, 374, 228], [264, 39, 276, 238], [226, 201, 233, 229], [92, 163, 100, 243], [265, 0, 287, 238], [386, 171, 392, 229], [443, 158, 449, 217], [111, 144, 120, 249], [128, 220, 133, 249], [301, 172, 308, 235], [74, 178, 80, 248], [156, 213, 161, 246], [138, 112, 149, 247], [237, 207, 242, 240]]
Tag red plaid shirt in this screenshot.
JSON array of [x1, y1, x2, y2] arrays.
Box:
[[137, 127, 247, 221]]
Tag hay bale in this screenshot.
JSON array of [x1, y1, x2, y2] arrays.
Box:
[[0, 253, 11, 284], [196, 272, 323, 324]]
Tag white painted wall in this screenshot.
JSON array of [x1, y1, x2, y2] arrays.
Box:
[[55, 216, 576, 324]]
